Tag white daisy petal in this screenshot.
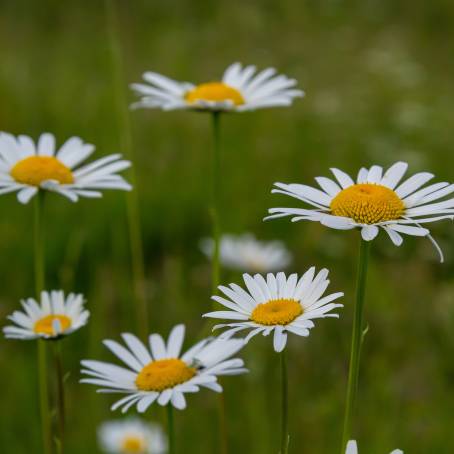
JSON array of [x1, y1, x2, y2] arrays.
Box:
[[268, 162, 453, 260], [3, 290, 88, 341], [82, 325, 247, 414], [130, 63, 302, 112]]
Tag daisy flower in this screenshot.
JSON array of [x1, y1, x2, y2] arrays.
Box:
[[266, 161, 454, 261], [203, 269, 343, 352], [3, 290, 89, 340], [0, 132, 131, 204], [98, 418, 167, 454], [130, 62, 304, 112], [200, 233, 292, 273], [80, 324, 247, 412], [346, 440, 403, 454]]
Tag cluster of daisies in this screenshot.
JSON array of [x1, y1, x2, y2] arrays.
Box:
[[4, 60, 454, 453]]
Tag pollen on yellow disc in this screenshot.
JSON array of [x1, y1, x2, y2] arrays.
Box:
[[121, 435, 146, 453], [251, 299, 303, 326], [330, 183, 405, 224], [135, 358, 196, 392], [10, 156, 74, 186], [34, 314, 72, 335], [185, 82, 245, 106]]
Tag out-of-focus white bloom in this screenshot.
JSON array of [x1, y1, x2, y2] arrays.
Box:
[[130, 62, 304, 112], [98, 418, 167, 453], [201, 233, 292, 273]]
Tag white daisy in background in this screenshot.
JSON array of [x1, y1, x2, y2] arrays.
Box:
[[81, 324, 247, 412], [130, 62, 304, 112], [203, 269, 343, 353], [346, 440, 403, 454], [3, 290, 89, 340], [0, 132, 131, 204], [200, 233, 292, 273], [266, 162, 454, 262], [98, 418, 167, 454]]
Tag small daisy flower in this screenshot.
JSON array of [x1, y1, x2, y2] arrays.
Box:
[[203, 269, 343, 353], [200, 233, 292, 273], [81, 324, 247, 412], [346, 440, 403, 454], [0, 132, 132, 204], [130, 62, 304, 112], [266, 162, 454, 261], [3, 290, 89, 340], [98, 418, 167, 454]]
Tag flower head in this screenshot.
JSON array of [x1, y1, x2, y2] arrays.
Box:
[[200, 233, 292, 273], [81, 325, 247, 412], [203, 269, 343, 352], [130, 62, 304, 112], [3, 290, 89, 340], [0, 132, 131, 203], [266, 162, 454, 262], [346, 440, 403, 454], [98, 418, 167, 454]]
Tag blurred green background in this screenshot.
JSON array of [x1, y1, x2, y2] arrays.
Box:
[[1, 0, 454, 452]]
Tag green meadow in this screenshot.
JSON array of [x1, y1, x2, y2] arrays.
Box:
[[1, 0, 454, 452]]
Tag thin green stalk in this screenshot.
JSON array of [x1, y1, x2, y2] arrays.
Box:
[[211, 111, 221, 296], [280, 350, 289, 454], [167, 404, 175, 454], [34, 194, 52, 454], [340, 239, 371, 452], [210, 111, 228, 454], [54, 341, 65, 454], [105, 0, 149, 339]]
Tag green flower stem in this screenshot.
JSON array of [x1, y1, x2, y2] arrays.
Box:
[[54, 341, 65, 454], [341, 238, 371, 452], [34, 194, 52, 454], [210, 112, 228, 454], [167, 404, 175, 454], [211, 111, 222, 296], [280, 350, 289, 454], [105, 0, 149, 339]]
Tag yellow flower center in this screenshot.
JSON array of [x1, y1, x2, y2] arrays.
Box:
[[135, 358, 196, 392], [330, 183, 405, 224], [121, 435, 146, 453], [251, 299, 303, 326], [10, 156, 74, 186], [185, 82, 245, 106], [34, 315, 72, 336]]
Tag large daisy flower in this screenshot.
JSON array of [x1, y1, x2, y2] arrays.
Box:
[[0, 132, 131, 203], [130, 62, 304, 112], [346, 440, 403, 454], [98, 418, 167, 454], [203, 269, 343, 353], [200, 233, 292, 273], [3, 290, 89, 340], [266, 162, 454, 262], [81, 325, 247, 412]]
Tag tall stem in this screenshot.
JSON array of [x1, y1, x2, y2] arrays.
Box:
[[34, 194, 52, 454], [341, 239, 371, 452], [210, 111, 228, 454], [211, 111, 221, 296], [167, 404, 175, 454], [105, 0, 149, 339], [280, 350, 289, 454], [54, 341, 65, 454]]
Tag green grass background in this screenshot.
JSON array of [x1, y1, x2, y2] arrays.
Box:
[[1, 0, 454, 452]]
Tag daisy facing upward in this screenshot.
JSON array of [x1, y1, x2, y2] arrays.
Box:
[[81, 324, 247, 412], [203, 269, 343, 454], [0, 132, 131, 204], [266, 161, 454, 262], [130, 62, 304, 112]]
